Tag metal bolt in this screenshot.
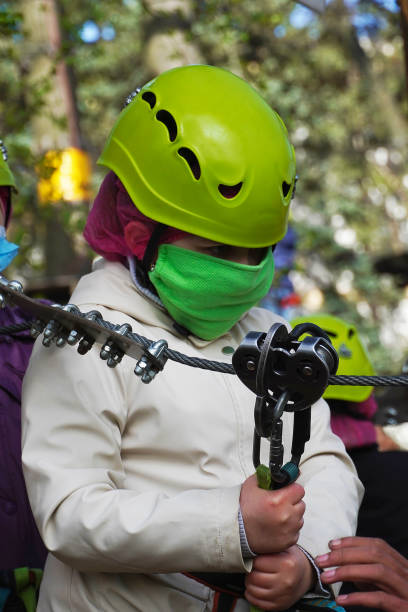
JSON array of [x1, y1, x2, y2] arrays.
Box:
[[246, 359, 256, 372], [302, 365, 313, 377], [67, 329, 81, 345], [9, 280, 23, 293]]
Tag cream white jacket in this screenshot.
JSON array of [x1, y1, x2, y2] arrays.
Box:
[[22, 260, 363, 611]]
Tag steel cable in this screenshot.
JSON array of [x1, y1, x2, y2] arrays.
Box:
[[1, 318, 408, 386]]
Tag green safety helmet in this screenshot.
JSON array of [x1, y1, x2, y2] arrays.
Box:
[[98, 65, 296, 247], [290, 313, 375, 403], [0, 140, 16, 190], [0, 140, 16, 227]]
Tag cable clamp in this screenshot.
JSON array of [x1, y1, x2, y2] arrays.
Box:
[[134, 339, 168, 383]]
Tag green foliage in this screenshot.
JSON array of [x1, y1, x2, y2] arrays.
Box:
[[0, 4, 22, 35]]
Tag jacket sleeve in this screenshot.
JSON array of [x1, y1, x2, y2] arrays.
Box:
[[296, 397, 364, 562], [21, 335, 248, 575]]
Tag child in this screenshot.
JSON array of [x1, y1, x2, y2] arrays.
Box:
[[292, 313, 408, 560], [0, 141, 46, 610], [21, 65, 362, 611]]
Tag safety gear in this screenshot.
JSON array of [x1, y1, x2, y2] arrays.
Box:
[[290, 314, 374, 402], [149, 245, 274, 340], [0, 141, 16, 228], [0, 226, 19, 271], [0, 142, 16, 190], [98, 65, 296, 248]]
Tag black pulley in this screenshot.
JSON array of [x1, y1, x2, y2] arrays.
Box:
[[232, 322, 339, 412]]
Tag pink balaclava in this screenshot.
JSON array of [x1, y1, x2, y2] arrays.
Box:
[[84, 171, 189, 264], [0, 187, 11, 228]]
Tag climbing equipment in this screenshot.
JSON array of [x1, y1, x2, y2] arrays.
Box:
[[233, 321, 338, 489], [0, 276, 407, 389]]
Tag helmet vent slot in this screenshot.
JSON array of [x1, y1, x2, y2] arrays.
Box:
[[282, 181, 291, 197], [142, 91, 156, 108], [178, 147, 201, 180], [142, 91, 156, 109], [218, 182, 243, 199], [156, 110, 177, 142]]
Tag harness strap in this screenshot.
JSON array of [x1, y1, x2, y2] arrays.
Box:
[[212, 591, 238, 612], [185, 572, 245, 612]]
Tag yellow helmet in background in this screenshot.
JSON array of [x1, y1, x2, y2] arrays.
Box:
[[0, 140, 16, 190]]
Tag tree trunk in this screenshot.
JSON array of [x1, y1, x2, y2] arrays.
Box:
[[21, 0, 85, 286], [400, 0, 408, 97], [142, 0, 204, 76]]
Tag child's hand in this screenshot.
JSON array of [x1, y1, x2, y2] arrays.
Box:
[[245, 545, 314, 610], [240, 474, 305, 554], [316, 536, 408, 611]]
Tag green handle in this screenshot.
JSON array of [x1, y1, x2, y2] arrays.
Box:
[[255, 463, 273, 491], [249, 465, 272, 612]]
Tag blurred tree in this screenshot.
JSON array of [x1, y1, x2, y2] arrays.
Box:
[[142, 0, 203, 74], [21, 0, 82, 281]]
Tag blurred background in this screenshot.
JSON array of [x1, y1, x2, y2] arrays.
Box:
[[1, 0, 407, 375]]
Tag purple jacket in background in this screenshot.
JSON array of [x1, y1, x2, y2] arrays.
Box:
[[0, 304, 47, 571], [330, 394, 378, 450]]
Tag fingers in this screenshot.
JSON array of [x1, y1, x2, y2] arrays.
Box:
[[320, 562, 384, 586], [251, 552, 284, 573], [245, 566, 281, 610], [315, 537, 408, 610], [240, 476, 306, 554], [336, 591, 408, 612], [329, 537, 407, 567], [319, 562, 408, 601], [316, 537, 408, 577], [245, 588, 277, 611], [245, 574, 291, 611], [245, 547, 314, 611], [317, 545, 398, 574], [281, 482, 305, 504]]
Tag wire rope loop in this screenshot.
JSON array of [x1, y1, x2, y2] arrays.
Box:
[[272, 390, 291, 423], [0, 322, 32, 335]]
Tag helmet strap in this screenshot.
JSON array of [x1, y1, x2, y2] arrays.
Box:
[[142, 222, 167, 270], [128, 255, 164, 307], [137, 222, 168, 289]]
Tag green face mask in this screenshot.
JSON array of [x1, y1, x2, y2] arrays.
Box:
[[148, 244, 274, 340]]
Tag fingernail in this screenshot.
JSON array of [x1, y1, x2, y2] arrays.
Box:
[[321, 569, 336, 579], [337, 595, 348, 603], [316, 554, 329, 563], [329, 539, 341, 548]]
